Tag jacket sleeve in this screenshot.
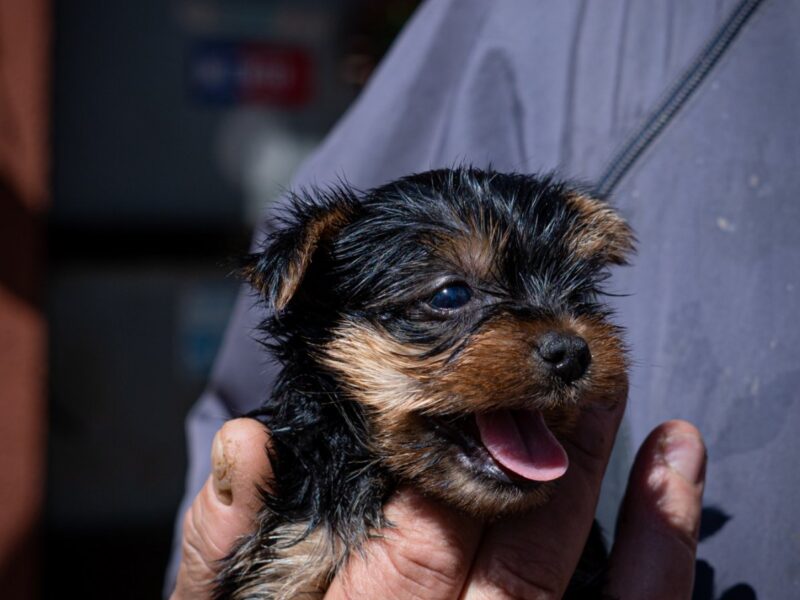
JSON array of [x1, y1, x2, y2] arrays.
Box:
[[163, 279, 280, 596], [162, 0, 537, 592]]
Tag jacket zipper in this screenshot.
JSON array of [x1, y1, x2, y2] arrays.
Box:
[[595, 0, 766, 197]]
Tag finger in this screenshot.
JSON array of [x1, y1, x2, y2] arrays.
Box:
[[605, 420, 706, 600], [462, 394, 627, 600], [324, 488, 483, 600], [171, 418, 272, 600]]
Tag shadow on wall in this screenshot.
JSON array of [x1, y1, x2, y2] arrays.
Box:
[[692, 507, 757, 600]]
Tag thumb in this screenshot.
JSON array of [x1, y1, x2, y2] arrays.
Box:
[[605, 420, 706, 600], [170, 418, 272, 600]]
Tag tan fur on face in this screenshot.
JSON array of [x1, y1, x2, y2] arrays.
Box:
[[321, 312, 627, 515], [425, 213, 510, 285], [323, 315, 626, 415], [565, 194, 635, 265]]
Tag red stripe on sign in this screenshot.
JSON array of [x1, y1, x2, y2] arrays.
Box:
[[239, 44, 312, 107]]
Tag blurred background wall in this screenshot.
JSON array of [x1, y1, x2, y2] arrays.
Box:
[[0, 1, 418, 597], [0, 0, 49, 597]]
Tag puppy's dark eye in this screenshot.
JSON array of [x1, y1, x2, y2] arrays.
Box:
[[429, 284, 472, 310]]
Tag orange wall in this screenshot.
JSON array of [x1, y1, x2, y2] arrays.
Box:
[[0, 0, 50, 597]]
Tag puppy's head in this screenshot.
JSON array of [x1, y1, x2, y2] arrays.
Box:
[[244, 168, 634, 516]]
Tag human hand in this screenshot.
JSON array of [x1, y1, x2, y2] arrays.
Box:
[[170, 419, 272, 600], [170, 406, 706, 600]]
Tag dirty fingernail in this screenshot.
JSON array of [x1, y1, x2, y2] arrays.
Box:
[[663, 433, 706, 485], [212, 431, 233, 505]]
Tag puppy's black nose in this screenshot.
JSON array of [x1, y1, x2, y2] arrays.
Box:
[[537, 332, 591, 383]]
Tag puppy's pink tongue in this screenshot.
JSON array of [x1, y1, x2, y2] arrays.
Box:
[[476, 410, 568, 481]]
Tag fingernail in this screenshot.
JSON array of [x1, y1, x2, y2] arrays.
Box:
[[212, 431, 233, 505], [663, 434, 706, 484]]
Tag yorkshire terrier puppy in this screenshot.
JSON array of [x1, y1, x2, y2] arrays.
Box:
[[215, 167, 634, 599]]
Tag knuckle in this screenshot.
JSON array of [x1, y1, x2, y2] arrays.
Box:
[[184, 493, 230, 563], [378, 540, 465, 600], [479, 541, 568, 600], [176, 506, 218, 590], [654, 502, 701, 555]]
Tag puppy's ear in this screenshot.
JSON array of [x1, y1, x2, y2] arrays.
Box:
[[565, 193, 636, 265], [242, 192, 357, 312]]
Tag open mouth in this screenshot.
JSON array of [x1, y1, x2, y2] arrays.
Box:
[[427, 409, 569, 486]]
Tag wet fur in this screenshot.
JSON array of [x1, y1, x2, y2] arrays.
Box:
[[216, 168, 634, 599]]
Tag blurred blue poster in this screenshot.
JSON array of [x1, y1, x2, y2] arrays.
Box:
[[187, 39, 313, 107], [177, 283, 238, 379]]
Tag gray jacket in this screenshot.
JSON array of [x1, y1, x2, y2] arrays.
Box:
[[167, 1, 800, 597]]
